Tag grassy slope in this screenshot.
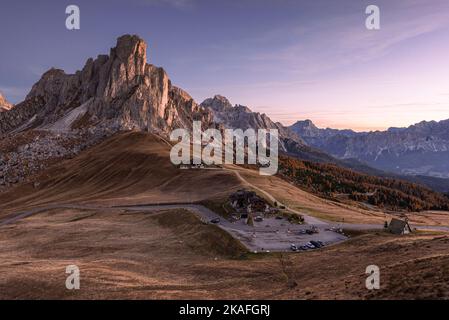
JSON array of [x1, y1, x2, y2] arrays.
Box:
[[0, 207, 448, 299], [279, 156, 449, 212], [0, 132, 243, 216]]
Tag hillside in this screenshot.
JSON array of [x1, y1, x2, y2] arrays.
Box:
[[0, 132, 243, 216], [278, 155, 449, 212]]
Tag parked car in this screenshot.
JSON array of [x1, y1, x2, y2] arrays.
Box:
[[210, 218, 221, 224], [300, 245, 309, 251], [290, 244, 298, 252], [306, 242, 316, 249], [255, 216, 264, 222], [310, 240, 323, 248], [306, 226, 319, 235], [275, 216, 283, 220]]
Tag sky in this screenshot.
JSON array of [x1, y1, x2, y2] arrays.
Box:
[[0, 0, 449, 131]]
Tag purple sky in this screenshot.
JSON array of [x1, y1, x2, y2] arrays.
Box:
[[1, 0, 449, 131]]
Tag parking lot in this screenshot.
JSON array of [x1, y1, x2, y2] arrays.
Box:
[[224, 216, 348, 252], [112, 204, 350, 252]]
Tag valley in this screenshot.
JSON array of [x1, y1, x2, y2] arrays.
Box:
[[1, 130, 449, 299]]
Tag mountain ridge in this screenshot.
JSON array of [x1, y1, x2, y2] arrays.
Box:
[[290, 118, 449, 179], [200, 95, 346, 164]]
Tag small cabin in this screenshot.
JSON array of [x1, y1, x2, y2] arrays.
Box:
[[388, 218, 412, 235]]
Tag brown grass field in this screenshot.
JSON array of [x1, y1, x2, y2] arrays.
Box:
[[0, 207, 448, 300], [0, 132, 243, 217]]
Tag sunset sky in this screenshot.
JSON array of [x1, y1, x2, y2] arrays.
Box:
[[1, 0, 449, 131]]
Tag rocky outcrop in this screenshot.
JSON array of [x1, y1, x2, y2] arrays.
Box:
[[0, 127, 111, 190], [290, 120, 356, 145], [0, 35, 212, 137], [200, 95, 339, 163], [0, 92, 13, 112], [200, 95, 305, 152]]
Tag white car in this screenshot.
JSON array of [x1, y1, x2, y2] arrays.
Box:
[[306, 242, 316, 249]]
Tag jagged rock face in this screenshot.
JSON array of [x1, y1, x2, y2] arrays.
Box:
[[0, 93, 13, 112], [0, 35, 216, 192], [200, 95, 304, 152], [0, 35, 212, 136], [0, 96, 45, 134], [290, 119, 449, 178]]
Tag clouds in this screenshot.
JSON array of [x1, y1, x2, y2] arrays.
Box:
[[248, 0, 449, 76]]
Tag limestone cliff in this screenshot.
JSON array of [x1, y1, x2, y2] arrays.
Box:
[[0, 35, 212, 136]]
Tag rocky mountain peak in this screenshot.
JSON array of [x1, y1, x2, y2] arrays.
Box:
[[291, 119, 320, 137], [1, 34, 213, 136], [303, 119, 316, 127], [200, 95, 307, 152], [113, 34, 147, 63], [294, 119, 318, 129], [201, 95, 234, 112]]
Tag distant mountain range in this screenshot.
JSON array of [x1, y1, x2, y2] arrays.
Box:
[[199, 95, 340, 163], [199, 98, 449, 193], [290, 119, 449, 180]]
